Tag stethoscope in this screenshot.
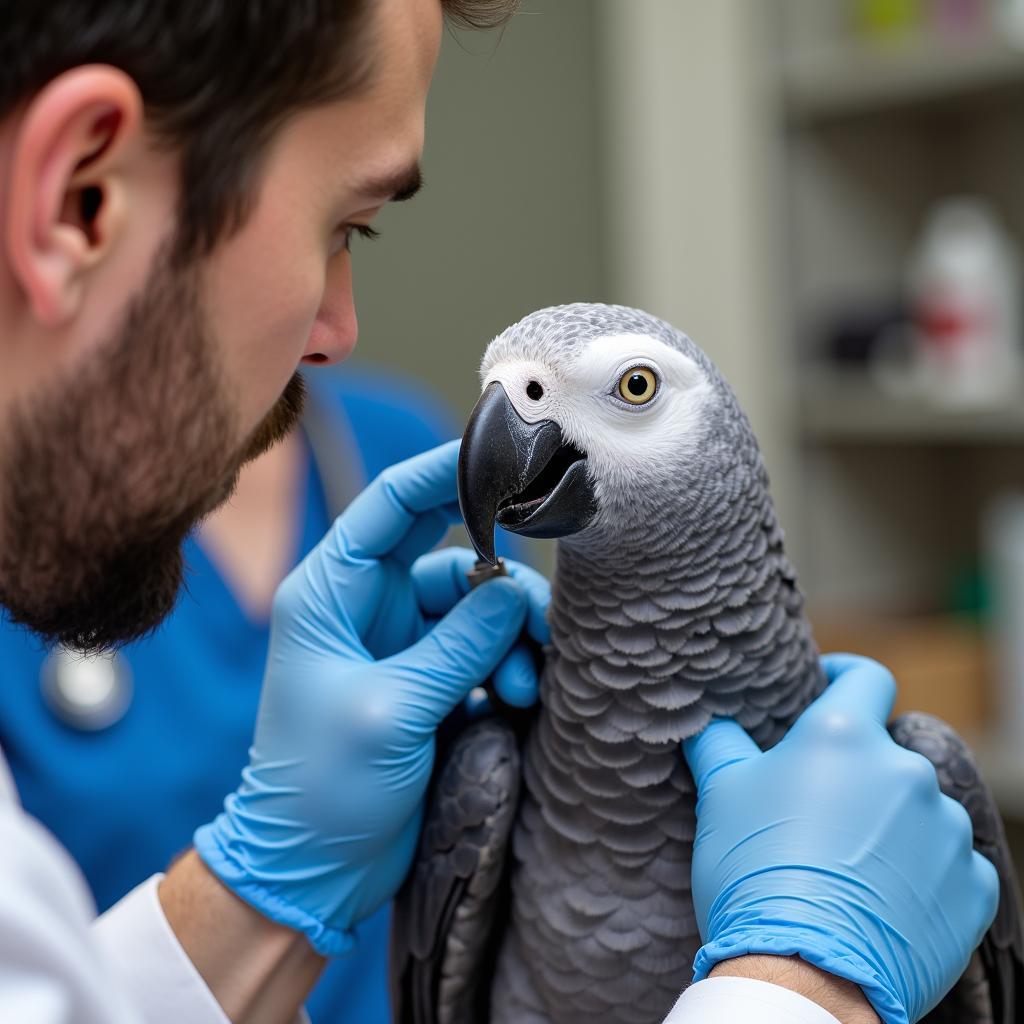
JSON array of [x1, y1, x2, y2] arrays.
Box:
[[40, 384, 366, 732], [40, 646, 134, 732]]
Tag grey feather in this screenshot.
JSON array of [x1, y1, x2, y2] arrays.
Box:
[[391, 718, 521, 1024], [890, 712, 1024, 1024]]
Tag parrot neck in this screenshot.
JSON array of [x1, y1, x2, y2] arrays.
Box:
[[543, 540, 720, 750], [542, 487, 820, 754]]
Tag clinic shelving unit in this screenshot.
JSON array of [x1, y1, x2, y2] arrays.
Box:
[[777, 2, 1024, 602], [799, 371, 1024, 444], [774, 3, 1024, 835], [785, 33, 1024, 124]]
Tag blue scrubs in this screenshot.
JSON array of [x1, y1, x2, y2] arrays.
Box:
[[0, 366, 504, 1024]]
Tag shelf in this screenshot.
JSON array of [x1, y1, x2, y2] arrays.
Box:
[[784, 35, 1024, 124], [800, 370, 1024, 443]]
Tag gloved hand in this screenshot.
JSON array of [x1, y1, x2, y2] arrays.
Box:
[[682, 654, 999, 1024], [194, 441, 549, 956]]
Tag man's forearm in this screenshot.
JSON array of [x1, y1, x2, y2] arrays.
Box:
[[710, 956, 880, 1024], [160, 859, 883, 1024], [159, 851, 325, 1024]]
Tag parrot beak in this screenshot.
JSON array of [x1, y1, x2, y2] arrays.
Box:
[[458, 381, 597, 564]]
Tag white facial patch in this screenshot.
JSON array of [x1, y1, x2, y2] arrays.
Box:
[[480, 331, 714, 507]]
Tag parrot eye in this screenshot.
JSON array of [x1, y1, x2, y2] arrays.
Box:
[[618, 366, 658, 405], [526, 380, 544, 401]]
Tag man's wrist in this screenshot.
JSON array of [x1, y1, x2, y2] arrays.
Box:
[[709, 956, 880, 1024], [159, 850, 325, 1023]]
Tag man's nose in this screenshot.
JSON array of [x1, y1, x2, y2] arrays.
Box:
[[302, 259, 357, 366]]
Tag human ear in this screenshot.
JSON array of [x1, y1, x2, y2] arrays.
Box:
[[4, 65, 143, 328]]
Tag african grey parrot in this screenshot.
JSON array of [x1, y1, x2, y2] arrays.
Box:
[[390, 303, 1024, 1024]]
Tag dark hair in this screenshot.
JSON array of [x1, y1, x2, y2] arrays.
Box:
[[0, 0, 519, 260]]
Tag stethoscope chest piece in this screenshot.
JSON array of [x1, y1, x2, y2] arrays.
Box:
[[41, 646, 132, 731]]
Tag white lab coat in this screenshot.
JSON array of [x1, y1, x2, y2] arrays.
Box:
[[0, 742, 836, 1023]]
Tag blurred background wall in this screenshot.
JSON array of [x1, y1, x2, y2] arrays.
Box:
[[347, 0, 1024, 862]]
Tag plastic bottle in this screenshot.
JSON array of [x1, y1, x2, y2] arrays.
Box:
[[906, 197, 1022, 406]]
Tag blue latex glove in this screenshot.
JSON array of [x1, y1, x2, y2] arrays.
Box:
[[194, 441, 549, 956], [682, 654, 999, 1024]]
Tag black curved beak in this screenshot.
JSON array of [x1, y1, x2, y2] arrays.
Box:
[[458, 382, 597, 564]]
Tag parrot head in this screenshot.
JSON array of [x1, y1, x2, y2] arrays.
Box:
[[459, 303, 756, 565]]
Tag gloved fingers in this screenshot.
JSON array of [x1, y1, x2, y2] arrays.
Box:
[[812, 653, 897, 730], [391, 577, 528, 727], [409, 547, 477, 613], [969, 849, 1001, 939], [411, 548, 551, 645], [896, 748, 943, 803], [821, 651, 885, 682], [493, 642, 540, 708], [504, 560, 551, 646], [388, 509, 456, 569], [682, 718, 759, 792], [335, 441, 461, 561]]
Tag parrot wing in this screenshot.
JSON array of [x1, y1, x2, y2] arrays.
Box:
[[890, 712, 1024, 1024], [390, 716, 521, 1024]]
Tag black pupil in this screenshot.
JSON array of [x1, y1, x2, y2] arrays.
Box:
[[526, 380, 544, 401], [627, 373, 649, 397]]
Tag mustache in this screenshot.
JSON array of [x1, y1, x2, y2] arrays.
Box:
[[240, 372, 307, 466], [191, 372, 308, 527]]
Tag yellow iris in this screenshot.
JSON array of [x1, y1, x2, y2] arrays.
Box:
[[618, 367, 657, 405]]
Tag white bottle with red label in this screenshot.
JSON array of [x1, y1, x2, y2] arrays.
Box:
[[908, 197, 1022, 406]]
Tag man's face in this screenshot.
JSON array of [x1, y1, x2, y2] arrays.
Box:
[[0, 0, 443, 651]]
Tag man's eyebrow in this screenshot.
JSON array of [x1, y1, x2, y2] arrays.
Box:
[[359, 163, 423, 203]]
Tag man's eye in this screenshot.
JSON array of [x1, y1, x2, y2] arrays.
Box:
[[343, 224, 381, 253], [329, 224, 382, 259]]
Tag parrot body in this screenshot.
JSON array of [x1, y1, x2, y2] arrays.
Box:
[[490, 458, 823, 1020], [391, 304, 1022, 1024]]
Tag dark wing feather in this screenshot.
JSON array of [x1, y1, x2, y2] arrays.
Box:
[[890, 712, 1024, 1024], [391, 717, 521, 1024]]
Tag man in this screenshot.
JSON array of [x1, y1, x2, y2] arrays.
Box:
[[0, 2, 997, 1023]]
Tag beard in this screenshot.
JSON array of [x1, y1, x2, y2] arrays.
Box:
[[0, 243, 305, 653]]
